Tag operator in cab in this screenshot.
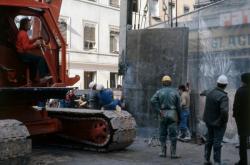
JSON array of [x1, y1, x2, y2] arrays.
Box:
[[16, 18, 51, 83]]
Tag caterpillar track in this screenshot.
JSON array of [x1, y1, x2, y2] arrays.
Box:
[[47, 108, 137, 152], [0, 120, 31, 164]]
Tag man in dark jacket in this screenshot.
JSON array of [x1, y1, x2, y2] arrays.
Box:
[[203, 75, 229, 165], [233, 73, 250, 165], [151, 75, 181, 158]]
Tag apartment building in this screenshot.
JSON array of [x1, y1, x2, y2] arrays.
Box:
[[59, 0, 122, 89], [131, 0, 195, 28]]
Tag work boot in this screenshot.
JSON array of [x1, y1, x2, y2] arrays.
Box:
[[170, 142, 180, 159], [235, 160, 247, 165], [203, 160, 212, 165], [234, 161, 243, 165], [159, 143, 166, 157]]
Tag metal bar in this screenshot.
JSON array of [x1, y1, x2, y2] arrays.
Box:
[[176, 0, 178, 27], [127, 0, 133, 27], [171, 0, 173, 27], [138, 0, 142, 29], [134, 12, 137, 29]]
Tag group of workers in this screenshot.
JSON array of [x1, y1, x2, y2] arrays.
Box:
[[151, 74, 250, 165], [60, 82, 122, 111]]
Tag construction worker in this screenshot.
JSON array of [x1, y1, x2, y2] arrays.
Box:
[[233, 73, 250, 165], [16, 18, 51, 83], [96, 84, 121, 110], [203, 75, 229, 165], [151, 75, 181, 158], [178, 84, 191, 141], [87, 81, 99, 109]]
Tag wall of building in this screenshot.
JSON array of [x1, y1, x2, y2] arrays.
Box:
[[60, 0, 121, 89]]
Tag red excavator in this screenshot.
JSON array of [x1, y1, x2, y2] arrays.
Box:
[[0, 0, 136, 163]]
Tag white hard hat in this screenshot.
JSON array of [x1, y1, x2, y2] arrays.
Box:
[[96, 84, 104, 91], [217, 75, 228, 84], [88, 81, 96, 89]]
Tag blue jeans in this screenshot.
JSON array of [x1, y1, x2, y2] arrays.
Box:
[[18, 53, 48, 80], [179, 108, 190, 132], [205, 124, 226, 163], [103, 99, 121, 110]]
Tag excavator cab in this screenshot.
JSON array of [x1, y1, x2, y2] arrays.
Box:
[[0, 1, 79, 87]]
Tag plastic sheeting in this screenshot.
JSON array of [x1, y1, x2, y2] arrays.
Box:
[[148, 0, 250, 140]]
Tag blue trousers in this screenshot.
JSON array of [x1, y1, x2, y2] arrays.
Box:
[[103, 99, 121, 110], [204, 124, 226, 163], [179, 108, 190, 132], [18, 53, 48, 80]]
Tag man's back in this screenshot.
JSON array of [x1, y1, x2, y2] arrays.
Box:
[[233, 85, 250, 135], [98, 89, 113, 106], [181, 91, 190, 108], [159, 87, 179, 110], [203, 87, 229, 126], [151, 87, 180, 112]]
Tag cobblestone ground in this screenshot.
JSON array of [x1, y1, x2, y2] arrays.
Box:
[[29, 137, 249, 165]]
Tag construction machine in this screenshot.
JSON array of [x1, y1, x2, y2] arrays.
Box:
[[0, 0, 136, 163]]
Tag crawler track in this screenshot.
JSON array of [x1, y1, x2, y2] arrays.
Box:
[[47, 108, 136, 152]]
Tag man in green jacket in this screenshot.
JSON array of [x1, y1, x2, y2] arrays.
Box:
[[151, 75, 181, 158]]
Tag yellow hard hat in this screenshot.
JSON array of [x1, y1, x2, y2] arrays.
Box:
[[161, 75, 172, 82]]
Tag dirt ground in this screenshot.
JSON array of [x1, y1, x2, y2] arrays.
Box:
[[28, 137, 250, 165]]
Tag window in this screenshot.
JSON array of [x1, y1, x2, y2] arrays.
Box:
[[132, 0, 138, 12], [110, 28, 119, 54], [58, 17, 70, 47], [110, 72, 118, 88], [83, 23, 97, 51], [84, 71, 96, 89], [110, 0, 120, 8], [184, 5, 190, 14], [149, 0, 160, 17], [168, 1, 176, 17]]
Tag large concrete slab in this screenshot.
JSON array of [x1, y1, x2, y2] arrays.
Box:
[[123, 28, 189, 127]]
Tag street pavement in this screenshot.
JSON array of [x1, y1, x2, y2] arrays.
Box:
[[28, 137, 250, 165]]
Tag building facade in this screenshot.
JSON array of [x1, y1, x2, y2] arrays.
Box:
[[130, 0, 195, 29], [59, 0, 122, 89]]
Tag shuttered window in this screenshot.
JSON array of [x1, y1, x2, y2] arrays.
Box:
[[110, 30, 119, 54], [84, 23, 96, 51], [110, 0, 120, 8]]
